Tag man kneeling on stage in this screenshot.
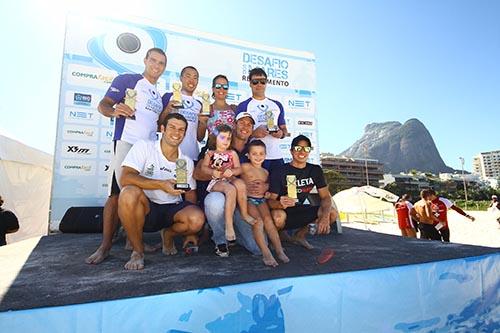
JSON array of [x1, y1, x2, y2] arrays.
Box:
[[118, 113, 204, 270], [267, 135, 338, 249]]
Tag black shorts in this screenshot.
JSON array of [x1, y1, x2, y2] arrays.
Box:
[[143, 200, 194, 232], [419, 223, 441, 241], [284, 205, 319, 230]]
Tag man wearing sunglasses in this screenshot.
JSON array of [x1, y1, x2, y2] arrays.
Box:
[[267, 135, 338, 249], [235, 68, 289, 174]]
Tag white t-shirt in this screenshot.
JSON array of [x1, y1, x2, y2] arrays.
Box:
[[162, 92, 202, 161], [122, 139, 196, 204], [105, 74, 164, 144], [236, 97, 286, 159], [439, 197, 453, 209]]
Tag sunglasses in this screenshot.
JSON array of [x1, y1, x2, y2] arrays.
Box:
[[292, 146, 313, 153], [250, 79, 267, 85], [214, 83, 229, 90]]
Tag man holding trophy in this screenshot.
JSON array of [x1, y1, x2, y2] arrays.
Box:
[[235, 68, 289, 174], [160, 66, 207, 162], [86, 48, 167, 265], [267, 135, 338, 250], [118, 113, 204, 270]]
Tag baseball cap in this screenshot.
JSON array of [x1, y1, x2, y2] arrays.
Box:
[[235, 112, 255, 124]]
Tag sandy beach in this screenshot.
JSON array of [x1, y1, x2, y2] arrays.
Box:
[[343, 210, 500, 248]]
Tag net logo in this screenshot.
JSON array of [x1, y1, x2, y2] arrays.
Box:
[[64, 107, 98, 125], [288, 99, 311, 109], [73, 93, 92, 106]]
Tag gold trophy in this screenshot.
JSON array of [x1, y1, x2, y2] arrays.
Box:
[[175, 159, 190, 190], [171, 82, 183, 108], [286, 175, 298, 201], [198, 91, 211, 116], [265, 110, 278, 132], [124, 88, 137, 119]]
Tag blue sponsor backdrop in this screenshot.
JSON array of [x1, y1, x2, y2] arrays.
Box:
[[51, 15, 318, 230]]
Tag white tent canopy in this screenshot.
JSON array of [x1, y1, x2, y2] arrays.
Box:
[[333, 185, 398, 214], [0, 133, 53, 244]]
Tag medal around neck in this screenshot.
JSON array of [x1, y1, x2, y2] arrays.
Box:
[[286, 175, 298, 201], [266, 110, 279, 132], [175, 158, 190, 190], [171, 82, 183, 108], [198, 90, 211, 116], [124, 88, 137, 119]]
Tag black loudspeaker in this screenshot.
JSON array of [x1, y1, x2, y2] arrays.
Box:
[[59, 207, 103, 233]]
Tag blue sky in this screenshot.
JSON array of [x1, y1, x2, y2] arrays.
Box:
[[0, 0, 498, 171]]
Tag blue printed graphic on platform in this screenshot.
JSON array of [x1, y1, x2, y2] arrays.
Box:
[[198, 287, 225, 295], [205, 291, 286, 333], [439, 272, 473, 283], [87, 26, 167, 74], [394, 318, 441, 332], [179, 310, 192, 323]]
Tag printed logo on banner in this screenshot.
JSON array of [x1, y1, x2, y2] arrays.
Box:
[[101, 115, 115, 127], [99, 144, 112, 159], [67, 64, 116, 90], [60, 160, 96, 176], [284, 96, 314, 112], [100, 129, 114, 142], [65, 90, 100, 108], [297, 118, 315, 128], [241, 52, 290, 87], [99, 161, 111, 176], [98, 178, 109, 196], [64, 107, 99, 125], [226, 90, 248, 104], [62, 125, 98, 142], [62, 142, 98, 159]]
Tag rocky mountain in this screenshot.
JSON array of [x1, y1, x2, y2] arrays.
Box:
[[340, 119, 454, 174]]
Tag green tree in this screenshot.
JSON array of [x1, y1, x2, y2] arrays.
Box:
[[323, 169, 350, 195]]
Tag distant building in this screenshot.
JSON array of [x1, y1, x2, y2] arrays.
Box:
[[380, 173, 430, 194], [472, 150, 500, 179], [321, 154, 384, 187]]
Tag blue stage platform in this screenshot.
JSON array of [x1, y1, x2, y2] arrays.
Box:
[[0, 228, 498, 332]]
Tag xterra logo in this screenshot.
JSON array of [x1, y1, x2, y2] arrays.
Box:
[[67, 145, 91, 155]]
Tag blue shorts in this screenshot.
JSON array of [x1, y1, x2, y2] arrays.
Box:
[[248, 197, 266, 206], [143, 200, 194, 232]]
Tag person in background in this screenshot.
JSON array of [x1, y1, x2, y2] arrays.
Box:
[[0, 195, 19, 246], [395, 194, 417, 238], [424, 189, 475, 242]]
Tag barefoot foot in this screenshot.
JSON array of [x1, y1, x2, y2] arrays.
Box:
[[85, 246, 110, 265], [161, 229, 178, 255], [124, 251, 144, 270], [263, 253, 279, 267], [276, 251, 290, 263]]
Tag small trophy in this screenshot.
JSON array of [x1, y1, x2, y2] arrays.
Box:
[[175, 159, 190, 190], [286, 175, 298, 201], [265, 110, 279, 132], [124, 88, 137, 119], [199, 91, 211, 116], [171, 82, 183, 108]]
